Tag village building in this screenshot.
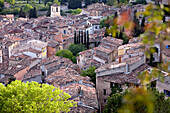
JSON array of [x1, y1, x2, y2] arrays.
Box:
[[51, 4, 61, 17], [95, 54, 147, 110], [45, 67, 98, 112], [93, 36, 123, 64]]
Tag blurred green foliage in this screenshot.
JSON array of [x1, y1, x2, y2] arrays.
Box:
[[65, 8, 82, 15], [0, 80, 76, 112]]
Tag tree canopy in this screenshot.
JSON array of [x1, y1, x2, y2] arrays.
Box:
[[65, 8, 82, 15], [55, 49, 76, 63], [68, 43, 86, 56], [23, 4, 33, 13], [0, 80, 76, 113], [81, 66, 96, 84], [104, 88, 170, 113], [29, 7, 37, 18], [53, 0, 60, 5], [68, 0, 82, 9], [7, 0, 15, 5], [0, 0, 4, 7]]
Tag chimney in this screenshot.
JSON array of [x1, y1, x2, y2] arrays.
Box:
[[119, 57, 121, 63]]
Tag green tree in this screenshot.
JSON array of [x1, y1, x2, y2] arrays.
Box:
[[84, 31, 86, 45], [68, 43, 86, 56], [86, 31, 90, 49], [23, 4, 33, 13], [47, 1, 52, 6], [85, 0, 91, 7], [55, 49, 75, 63], [106, 0, 117, 6], [0, 0, 4, 8], [92, 0, 98, 3], [0, 80, 76, 112], [29, 7, 37, 18], [151, 88, 170, 113], [59, 0, 68, 5], [74, 31, 77, 44], [68, 0, 82, 9], [135, 0, 146, 4], [7, 0, 15, 5], [81, 31, 83, 44], [104, 93, 123, 113], [81, 66, 96, 84], [133, 10, 141, 37], [78, 31, 81, 44], [100, 18, 107, 28], [19, 7, 26, 18], [46, 4, 51, 16], [104, 88, 170, 113], [53, 0, 60, 5]]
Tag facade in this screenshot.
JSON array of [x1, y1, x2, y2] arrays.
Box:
[[156, 75, 170, 97], [95, 54, 147, 110], [0, 48, 2, 63], [161, 40, 170, 72], [51, 4, 60, 17]]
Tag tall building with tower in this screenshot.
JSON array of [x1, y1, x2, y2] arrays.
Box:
[[51, 4, 60, 17]]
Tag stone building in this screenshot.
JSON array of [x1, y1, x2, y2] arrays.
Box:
[[51, 4, 60, 17], [95, 54, 148, 110], [156, 75, 170, 97]]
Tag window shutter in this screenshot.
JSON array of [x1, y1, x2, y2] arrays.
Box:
[[166, 45, 168, 49]]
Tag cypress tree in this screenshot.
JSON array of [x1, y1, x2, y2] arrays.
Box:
[[19, 7, 26, 18], [81, 31, 83, 44], [47, 5, 51, 17], [92, 0, 98, 3], [68, 0, 82, 9], [87, 31, 90, 49], [78, 31, 81, 44], [141, 16, 145, 31], [29, 8, 33, 19], [44, 0, 47, 6], [74, 31, 77, 44], [33, 7, 37, 18], [133, 10, 141, 37], [114, 12, 118, 18], [119, 29, 123, 39], [29, 7, 37, 18], [77, 34, 79, 44], [84, 31, 86, 45], [85, 0, 92, 7]]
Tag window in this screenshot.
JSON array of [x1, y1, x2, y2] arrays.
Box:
[[95, 26, 98, 29], [56, 7, 58, 12], [166, 45, 170, 49], [104, 99, 106, 103], [110, 82, 115, 88], [103, 89, 106, 95], [164, 90, 170, 97], [42, 72, 45, 76], [63, 30, 67, 34]]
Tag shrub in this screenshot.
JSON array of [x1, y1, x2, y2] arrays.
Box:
[[39, 6, 48, 11]]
